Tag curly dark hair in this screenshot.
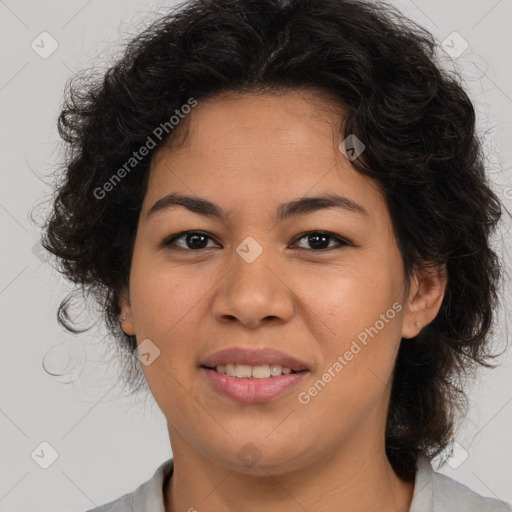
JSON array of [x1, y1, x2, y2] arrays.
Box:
[[39, 0, 506, 481]]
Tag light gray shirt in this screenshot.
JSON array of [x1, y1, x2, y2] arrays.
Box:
[[85, 456, 511, 511]]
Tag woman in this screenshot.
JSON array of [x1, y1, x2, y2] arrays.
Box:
[[41, 0, 511, 510]]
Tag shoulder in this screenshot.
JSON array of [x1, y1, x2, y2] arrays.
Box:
[[412, 456, 511, 512], [82, 458, 174, 512], [431, 471, 511, 511]]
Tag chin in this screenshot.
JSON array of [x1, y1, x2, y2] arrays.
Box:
[[204, 439, 309, 476]]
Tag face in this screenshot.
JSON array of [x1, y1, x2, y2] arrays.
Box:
[[121, 90, 444, 475]]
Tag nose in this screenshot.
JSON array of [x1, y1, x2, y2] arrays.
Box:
[[211, 243, 295, 329]]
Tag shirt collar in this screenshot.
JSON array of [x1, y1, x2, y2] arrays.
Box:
[[132, 458, 174, 512], [408, 455, 435, 512]]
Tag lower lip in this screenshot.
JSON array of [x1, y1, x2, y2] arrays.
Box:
[[201, 367, 308, 403]]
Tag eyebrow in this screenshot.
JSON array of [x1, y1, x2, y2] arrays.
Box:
[[146, 192, 368, 222]]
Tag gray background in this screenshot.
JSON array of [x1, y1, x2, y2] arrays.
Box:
[[0, 0, 511, 510]]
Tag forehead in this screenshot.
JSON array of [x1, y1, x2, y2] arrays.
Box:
[[142, 91, 387, 224]]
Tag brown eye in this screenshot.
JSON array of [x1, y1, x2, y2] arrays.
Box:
[[162, 231, 220, 250], [161, 230, 350, 252], [292, 231, 350, 251]]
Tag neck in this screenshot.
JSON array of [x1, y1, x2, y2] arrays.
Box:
[[164, 434, 415, 512]]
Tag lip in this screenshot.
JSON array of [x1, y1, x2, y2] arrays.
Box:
[[201, 367, 308, 403], [200, 347, 309, 372]]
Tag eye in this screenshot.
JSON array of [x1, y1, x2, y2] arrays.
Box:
[[162, 231, 221, 251], [162, 230, 350, 252], [291, 231, 351, 251]]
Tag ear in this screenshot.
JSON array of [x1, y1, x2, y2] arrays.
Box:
[[119, 286, 136, 336], [401, 264, 447, 339]]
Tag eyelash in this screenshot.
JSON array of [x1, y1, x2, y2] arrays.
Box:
[[161, 230, 351, 252]]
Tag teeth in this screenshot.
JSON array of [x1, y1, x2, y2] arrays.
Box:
[[214, 363, 296, 378], [252, 365, 270, 378], [235, 364, 252, 378], [269, 364, 282, 376]]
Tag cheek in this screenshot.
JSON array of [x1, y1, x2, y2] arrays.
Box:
[[300, 260, 404, 385], [301, 258, 401, 332], [297, 276, 402, 427], [129, 256, 208, 337], [128, 261, 209, 412], [127, 257, 211, 388]]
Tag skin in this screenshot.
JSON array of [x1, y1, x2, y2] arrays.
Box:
[[120, 90, 446, 512]]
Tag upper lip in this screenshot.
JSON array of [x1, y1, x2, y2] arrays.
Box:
[[200, 347, 309, 372]]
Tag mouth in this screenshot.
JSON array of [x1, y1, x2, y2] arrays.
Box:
[[200, 346, 310, 373], [199, 347, 310, 403], [201, 363, 307, 379], [201, 367, 308, 403]]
